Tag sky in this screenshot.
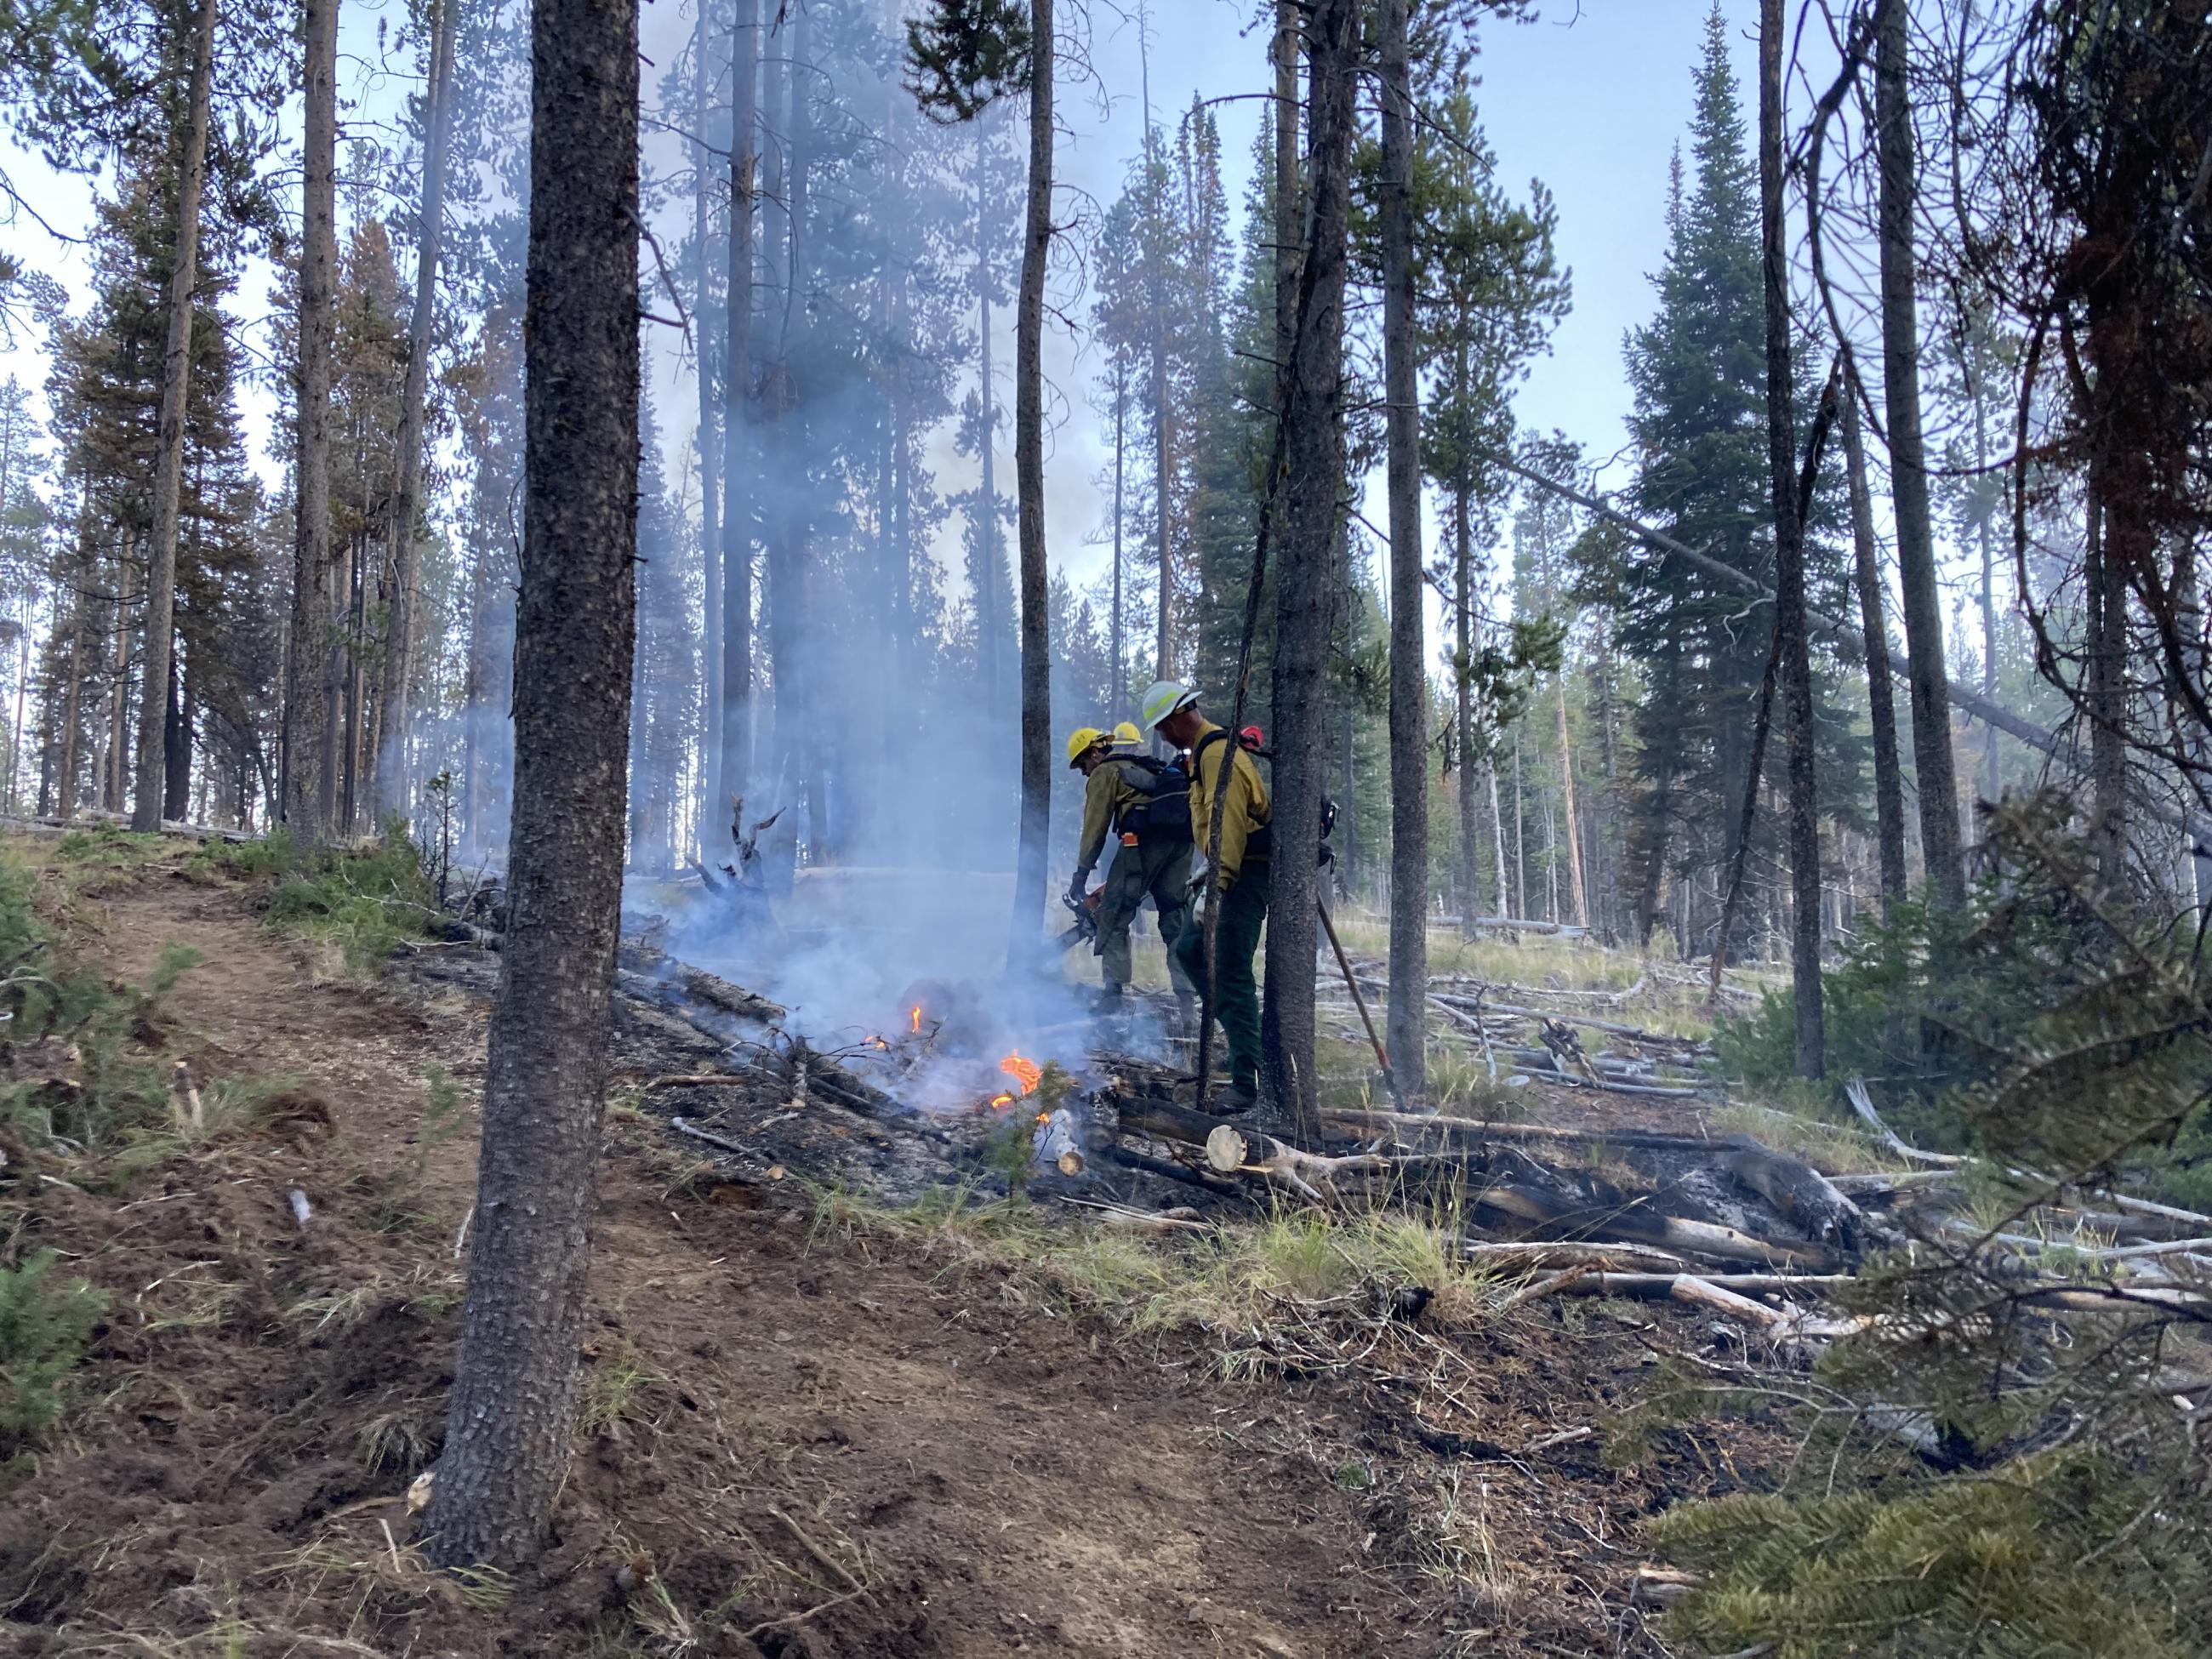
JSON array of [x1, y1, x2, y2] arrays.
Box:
[[0, 0, 1769, 632]]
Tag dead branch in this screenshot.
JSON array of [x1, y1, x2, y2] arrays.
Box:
[[1492, 1263, 1593, 1310], [1431, 990, 1702, 1046], [1325, 1106, 1732, 1156], [668, 1116, 757, 1159], [1842, 1076, 1963, 1166], [1459, 1240, 1690, 1273]]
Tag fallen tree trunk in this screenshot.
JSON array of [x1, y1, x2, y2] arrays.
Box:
[[1325, 1107, 1730, 1156], [1555, 1269, 1854, 1297], [1461, 1240, 1689, 1274], [1723, 1142, 1873, 1251], [1434, 994, 1704, 1048], [618, 943, 786, 1024], [1472, 1183, 1833, 1268]]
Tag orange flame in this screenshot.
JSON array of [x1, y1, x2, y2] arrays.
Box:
[[989, 1092, 1015, 1109], [910, 1006, 923, 1034], [1000, 1053, 1043, 1096]]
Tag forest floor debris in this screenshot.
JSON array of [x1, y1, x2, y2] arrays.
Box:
[[20, 831, 2192, 1656], [0, 831, 1804, 1657]]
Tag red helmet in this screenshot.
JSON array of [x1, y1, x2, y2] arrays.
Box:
[[1238, 725, 1264, 750]]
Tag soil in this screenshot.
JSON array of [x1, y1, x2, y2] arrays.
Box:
[[0, 841, 1775, 1658]]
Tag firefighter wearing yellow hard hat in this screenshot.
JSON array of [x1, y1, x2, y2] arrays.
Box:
[[1143, 679, 1272, 1112], [1067, 723, 1194, 1010]]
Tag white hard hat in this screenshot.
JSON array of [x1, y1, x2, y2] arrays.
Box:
[[1140, 679, 1199, 730]]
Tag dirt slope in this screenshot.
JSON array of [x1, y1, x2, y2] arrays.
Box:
[[0, 843, 1737, 1657]]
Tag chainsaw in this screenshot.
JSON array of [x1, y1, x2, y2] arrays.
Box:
[[1052, 887, 1105, 952]]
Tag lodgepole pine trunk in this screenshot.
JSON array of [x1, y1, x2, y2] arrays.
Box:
[[1759, 0, 1824, 1077], [1378, 0, 1425, 1094], [1873, 0, 1963, 905], [2083, 484, 2128, 875], [1007, 0, 1054, 968], [1274, 0, 1297, 361], [1453, 469, 1480, 933], [721, 0, 757, 804], [286, 0, 339, 843], [976, 121, 1003, 710], [1143, 32, 1172, 680], [1840, 351, 1909, 913], [422, 0, 639, 1570], [697, 0, 724, 827], [1263, 0, 1358, 1144], [1110, 368, 1124, 708], [57, 513, 89, 818], [1556, 674, 1588, 926], [164, 653, 190, 820], [371, 0, 458, 826], [131, 0, 218, 831]]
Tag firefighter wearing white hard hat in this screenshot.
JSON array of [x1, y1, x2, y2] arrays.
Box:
[[1067, 721, 1194, 1010], [1142, 680, 1272, 1112]]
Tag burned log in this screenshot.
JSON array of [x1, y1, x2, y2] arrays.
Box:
[[617, 943, 787, 1025], [1721, 1142, 1874, 1251], [1459, 1240, 1689, 1274], [1471, 1180, 1833, 1268]]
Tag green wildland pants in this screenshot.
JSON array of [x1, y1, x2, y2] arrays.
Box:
[[1171, 859, 1269, 1091], [1096, 836, 1194, 992]]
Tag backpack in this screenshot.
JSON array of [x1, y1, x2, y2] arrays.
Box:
[[1190, 730, 1274, 861], [1110, 754, 1194, 846]]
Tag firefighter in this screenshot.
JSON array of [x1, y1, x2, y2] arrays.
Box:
[[1142, 679, 1272, 1112], [1066, 727, 1194, 1011]]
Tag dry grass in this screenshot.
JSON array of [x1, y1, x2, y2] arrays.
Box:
[[808, 1182, 1500, 1351], [1705, 1098, 1918, 1177]]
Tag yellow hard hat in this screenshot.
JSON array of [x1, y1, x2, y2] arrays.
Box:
[[1065, 727, 1108, 767], [1112, 721, 1142, 747]]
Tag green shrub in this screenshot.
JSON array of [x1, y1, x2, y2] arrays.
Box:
[[1667, 801, 2212, 1656], [0, 1249, 105, 1458], [251, 829, 436, 967], [1655, 1452, 2197, 1659]]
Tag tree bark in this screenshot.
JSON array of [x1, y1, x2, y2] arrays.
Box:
[[1110, 365, 1124, 708], [56, 514, 89, 818], [1873, 0, 1963, 905], [680, 0, 718, 835], [1274, 0, 1297, 366], [1263, 0, 1357, 1144], [130, 0, 219, 832], [1453, 470, 1480, 933], [164, 652, 190, 820], [976, 120, 1003, 710], [2083, 483, 2128, 874], [285, 0, 339, 843], [1378, 0, 1425, 1096], [422, 0, 638, 1570], [721, 0, 757, 807], [1840, 351, 1909, 913], [1143, 36, 1172, 680], [371, 0, 457, 826], [1555, 673, 1587, 926], [1759, 0, 1824, 1077], [1007, 0, 1054, 968]]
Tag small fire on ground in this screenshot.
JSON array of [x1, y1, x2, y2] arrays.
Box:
[[990, 1052, 1045, 1115]]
